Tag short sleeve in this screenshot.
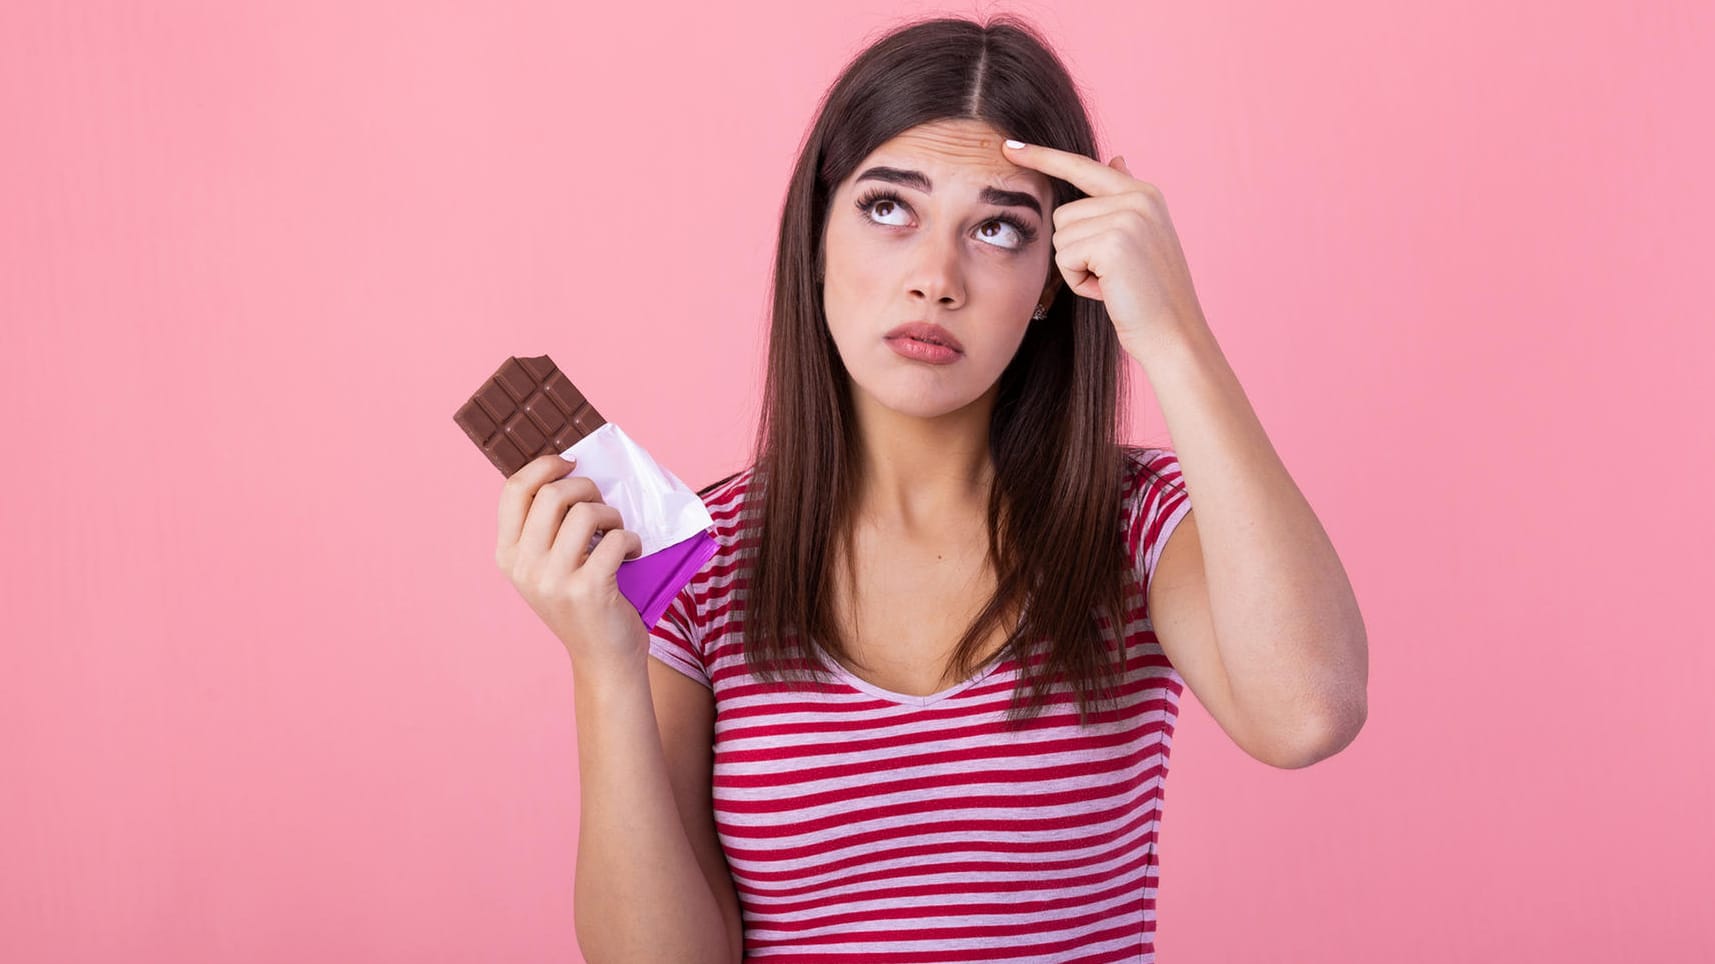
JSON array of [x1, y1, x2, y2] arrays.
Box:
[[1124, 447, 1194, 595], [647, 579, 711, 692]]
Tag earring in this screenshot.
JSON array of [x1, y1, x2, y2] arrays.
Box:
[[1030, 304, 1048, 321]]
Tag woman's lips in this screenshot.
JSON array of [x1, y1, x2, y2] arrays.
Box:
[[885, 335, 962, 365], [883, 321, 965, 352]]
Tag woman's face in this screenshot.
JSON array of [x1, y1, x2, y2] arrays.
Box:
[[821, 118, 1058, 420]]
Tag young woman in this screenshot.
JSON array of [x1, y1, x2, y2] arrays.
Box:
[[495, 15, 1368, 964]]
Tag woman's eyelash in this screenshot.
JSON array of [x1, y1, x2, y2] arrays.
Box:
[[852, 188, 1040, 246]]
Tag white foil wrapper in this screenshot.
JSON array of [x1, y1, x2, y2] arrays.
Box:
[[558, 422, 714, 557]]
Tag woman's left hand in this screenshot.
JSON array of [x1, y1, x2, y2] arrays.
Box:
[[1003, 139, 1207, 354]]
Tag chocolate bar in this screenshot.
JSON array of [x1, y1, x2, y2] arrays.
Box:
[[453, 355, 606, 477]]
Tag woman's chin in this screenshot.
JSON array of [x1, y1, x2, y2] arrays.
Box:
[[859, 378, 991, 421]]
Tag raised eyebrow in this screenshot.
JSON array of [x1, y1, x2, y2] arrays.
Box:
[[854, 166, 1043, 218]]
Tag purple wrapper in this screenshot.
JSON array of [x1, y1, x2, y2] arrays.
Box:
[[616, 528, 719, 630]]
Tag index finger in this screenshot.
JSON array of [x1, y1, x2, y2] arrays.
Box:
[[1002, 139, 1130, 197]]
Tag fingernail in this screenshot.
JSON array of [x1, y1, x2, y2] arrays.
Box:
[[1004, 139, 1026, 149]]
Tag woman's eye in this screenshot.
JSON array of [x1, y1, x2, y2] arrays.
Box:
[[865, 198, 910, 226], [976, 220, 1025, 249]]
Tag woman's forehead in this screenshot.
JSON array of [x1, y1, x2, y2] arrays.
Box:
[[852, 120, 1050, 201]]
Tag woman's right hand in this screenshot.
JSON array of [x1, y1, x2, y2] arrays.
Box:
[[495, 453, 648, 672]]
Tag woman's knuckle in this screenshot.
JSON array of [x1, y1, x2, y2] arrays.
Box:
[[513, 558, 537, 585]]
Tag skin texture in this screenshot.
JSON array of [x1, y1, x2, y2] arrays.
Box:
[[820, 118, 1062, 536]]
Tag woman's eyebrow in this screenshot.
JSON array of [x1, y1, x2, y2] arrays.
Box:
[[854, 166, 1043, 217]]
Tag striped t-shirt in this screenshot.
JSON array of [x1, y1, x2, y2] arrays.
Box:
[[647, 445, 1194, 962]]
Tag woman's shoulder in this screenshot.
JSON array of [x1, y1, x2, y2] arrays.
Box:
[[695, 465, 754, 503], [696, 463, 760, 505], [1119, 442, 1180, 484], [694, 464, 761, 547]]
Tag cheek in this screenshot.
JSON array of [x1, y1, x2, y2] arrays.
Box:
[[968, 255, 1048, 311], [823, 224, 891, 299]]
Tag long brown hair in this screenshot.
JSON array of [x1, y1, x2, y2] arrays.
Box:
[[722, 15, 1161, 729]]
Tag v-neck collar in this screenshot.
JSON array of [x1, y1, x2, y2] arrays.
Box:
[[810, 639, 1007, 708]]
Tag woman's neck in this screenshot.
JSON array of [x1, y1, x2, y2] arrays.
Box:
[[849, 385, 997, 532]]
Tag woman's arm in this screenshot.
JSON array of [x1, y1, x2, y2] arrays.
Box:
[[572, 660, 738, 964]]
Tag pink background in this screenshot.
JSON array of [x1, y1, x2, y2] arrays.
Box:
[[4, 2, 1712, 961]]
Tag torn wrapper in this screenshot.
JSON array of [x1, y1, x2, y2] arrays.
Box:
[[558, 423, 717, 630]]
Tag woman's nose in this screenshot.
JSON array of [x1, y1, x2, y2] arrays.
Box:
[[906, 230, 965, 307]]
